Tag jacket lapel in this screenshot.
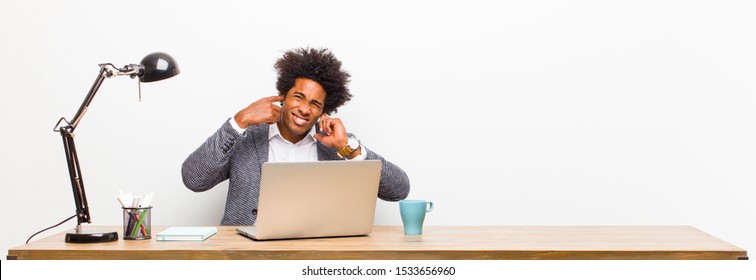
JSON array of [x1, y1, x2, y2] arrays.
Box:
[[317, 141, 341, 161]]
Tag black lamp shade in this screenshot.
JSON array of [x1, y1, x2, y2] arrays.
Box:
[[139, 52, 180, 83]]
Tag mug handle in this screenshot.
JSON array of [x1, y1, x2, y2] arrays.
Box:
[[426, 202, 434, 212]]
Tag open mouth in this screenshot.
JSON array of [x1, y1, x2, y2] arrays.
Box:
[[292, 112, 309, 126]]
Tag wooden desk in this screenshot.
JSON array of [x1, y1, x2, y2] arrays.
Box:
[[7, 226, 747, 260]]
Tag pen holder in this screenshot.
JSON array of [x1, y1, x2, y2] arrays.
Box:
[[122, 207, 152, 240]]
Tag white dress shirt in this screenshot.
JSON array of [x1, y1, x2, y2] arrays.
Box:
[[229, 119, 366, 162]]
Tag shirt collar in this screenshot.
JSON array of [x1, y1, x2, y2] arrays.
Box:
[[268, 123, 317, 144]]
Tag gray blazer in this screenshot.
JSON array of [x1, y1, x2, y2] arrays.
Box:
[[181, 120, 410, 225]]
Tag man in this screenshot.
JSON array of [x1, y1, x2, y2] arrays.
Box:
[[182, 48, 410, 225]]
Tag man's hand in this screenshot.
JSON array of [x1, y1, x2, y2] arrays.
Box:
[[233, 95, 284, 129], [313, 114, 348, 149], [314, 114, 363, 159]]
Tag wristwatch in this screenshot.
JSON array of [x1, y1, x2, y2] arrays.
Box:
[[337, 136, 360, 158]]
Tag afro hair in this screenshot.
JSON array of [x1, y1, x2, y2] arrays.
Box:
[[274, 47, 352, 115]]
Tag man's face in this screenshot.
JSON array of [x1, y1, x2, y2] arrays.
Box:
[[277, 78, 326, 143]]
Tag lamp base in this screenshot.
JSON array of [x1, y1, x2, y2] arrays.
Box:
[[65, 231, 119, 243]]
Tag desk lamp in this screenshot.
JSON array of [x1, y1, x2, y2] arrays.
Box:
[[51, 52, 179, 243]]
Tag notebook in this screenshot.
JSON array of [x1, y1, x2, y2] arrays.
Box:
[[157, 227, 217, 241], [237, 160, 382, 240]]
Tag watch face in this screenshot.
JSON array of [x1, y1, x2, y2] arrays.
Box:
[[348, 138, 359, 149]]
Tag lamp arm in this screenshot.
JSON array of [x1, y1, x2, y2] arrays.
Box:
[[58, 128, 90, 226], [69, 68, 107, 130], [53, 63, 129, 227], [58, 63, 143, 132]]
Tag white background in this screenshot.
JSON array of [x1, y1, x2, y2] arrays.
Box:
[[1, 0, 755, 270]]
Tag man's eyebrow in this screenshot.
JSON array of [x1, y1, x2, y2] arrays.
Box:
[[293, 92, 323, 106]]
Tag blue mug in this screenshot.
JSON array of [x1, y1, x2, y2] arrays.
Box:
[[399, 200, 434, 235]]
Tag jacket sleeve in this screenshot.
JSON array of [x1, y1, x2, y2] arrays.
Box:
[[181, 119, 245, 192], [364, 146, 411, 201]]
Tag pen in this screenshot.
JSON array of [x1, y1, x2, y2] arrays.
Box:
[[126, 209, 135, 237], [132, 209, 149, 238]]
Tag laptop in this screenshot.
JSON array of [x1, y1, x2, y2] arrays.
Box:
[[236, 160, 382, 240]]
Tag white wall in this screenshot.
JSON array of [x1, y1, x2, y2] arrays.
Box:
[[1, 0, 755, 257]]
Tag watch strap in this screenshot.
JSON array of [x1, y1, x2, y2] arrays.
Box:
[[337, 145, 353, 158]]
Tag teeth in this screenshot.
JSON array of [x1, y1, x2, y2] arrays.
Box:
[[293, 115, 308, 125]]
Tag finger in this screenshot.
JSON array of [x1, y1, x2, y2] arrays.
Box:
[[322, 118, 333, 136], [313, 131, 337, 148], [318, 114, 329, 135], [318, 117, 328, 135], [262, 95, 284, 104]]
